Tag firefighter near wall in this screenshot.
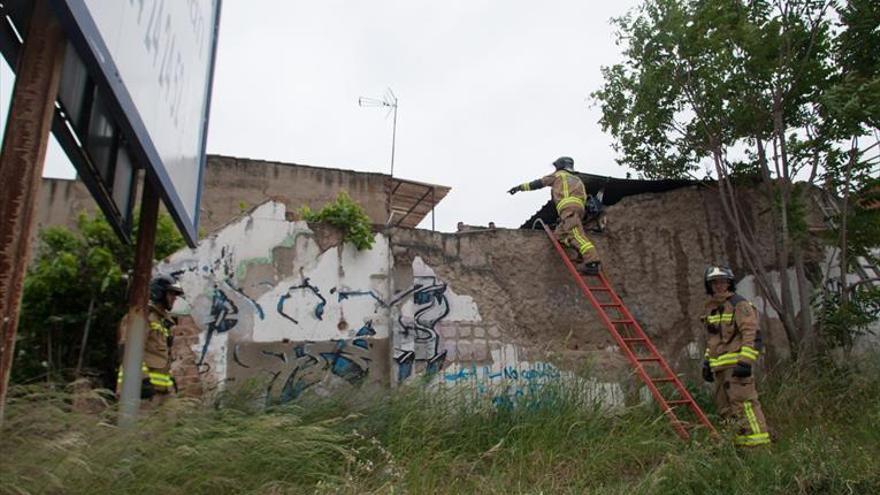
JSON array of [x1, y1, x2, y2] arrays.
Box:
[[117, 275, 184, 407], [701, 266, 772, 447], [508, 157, 602, 275]]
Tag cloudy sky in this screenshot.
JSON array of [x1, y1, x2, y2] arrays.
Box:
[[1, 0, 641, 232]]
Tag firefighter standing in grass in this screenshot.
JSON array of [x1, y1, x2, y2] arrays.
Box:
[[118, 275, 183, 406], [508, 156, 601, 275], [701, 266, 771, 447]]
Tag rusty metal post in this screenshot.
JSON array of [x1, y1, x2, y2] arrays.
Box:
[[0, 0, 65, 424], [117, 179, 160, 428]]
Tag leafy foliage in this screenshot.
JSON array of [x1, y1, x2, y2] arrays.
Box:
[[592, 0, 879, 355], [15, 212, 185, 387], [817, 286, 880, 350], [299, 191, 376, 251]]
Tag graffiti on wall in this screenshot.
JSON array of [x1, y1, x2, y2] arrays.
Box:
[[161, 223, 466, 395], [233, 321, 378, 404], [278, 277, 327, 324], [394, 276, 450, 381], [444, 361, 563, 407], [336, 275, 453, 382]]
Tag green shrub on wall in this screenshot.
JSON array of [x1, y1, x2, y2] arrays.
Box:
[[299, 192, 376, 250]]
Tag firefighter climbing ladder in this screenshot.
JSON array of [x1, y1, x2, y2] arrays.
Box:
[[537, 220, 717, 441]]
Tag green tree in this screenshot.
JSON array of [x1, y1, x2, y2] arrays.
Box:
[[593, 0, 878, 358], [14, 211, 185, 387]]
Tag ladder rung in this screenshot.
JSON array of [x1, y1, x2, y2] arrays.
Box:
[[612, 319, 634, 325], [587, 287, 610, 291], [651, 377, 675, 383], [622, 337, 645, 343], [599, 303, 621, 308], [636, 356, 661, 362]]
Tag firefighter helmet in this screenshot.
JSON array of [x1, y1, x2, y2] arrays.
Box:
[[553, 156, 574, 171], [150, 275, 184, 306], [704, 265, 735, 294]]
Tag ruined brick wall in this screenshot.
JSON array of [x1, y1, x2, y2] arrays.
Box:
[[34, 155, 391, 241], [159, 185, 824, 407]]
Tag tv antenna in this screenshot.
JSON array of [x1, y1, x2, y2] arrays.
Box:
[[358, 88, 398, 177]]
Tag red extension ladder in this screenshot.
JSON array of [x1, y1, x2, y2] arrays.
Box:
[[538, 221, 717, 440]]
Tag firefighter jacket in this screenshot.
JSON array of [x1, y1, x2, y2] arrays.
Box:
[[143, 304, 175, 391], [520, 170, 587, 213], [702, 293, 761, 371]]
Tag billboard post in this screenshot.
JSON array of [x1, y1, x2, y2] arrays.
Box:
[[0, 0, 66, 423], [117, 179, 159, 428]]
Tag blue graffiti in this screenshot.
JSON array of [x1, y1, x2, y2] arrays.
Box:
[[268, 339, 373, 403], [395, 351, 415, 382], [198, 287, 239, 365], [225, 281, 265, 319], [338, 290, 387, 307], [278, 278, 327, 324]]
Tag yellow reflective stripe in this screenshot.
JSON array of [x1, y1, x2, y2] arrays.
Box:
[[571, 229, 594, 254], [521, 182, 531, 191], [743, 401, 761, 434], [148, 373, 173, 387], [556, 197, 585, 211], [709, 358, 740, 368], [150, 321, 170, 338], [706, 314, 734, 324], [708, 347, 759, 368], [740, 346, 759, 360], [117, 365, 164, 382], [556, 170, 570, 194], [735, 432, 770, 446]]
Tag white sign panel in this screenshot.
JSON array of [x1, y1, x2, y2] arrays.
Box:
[[60, 0, 221, 242]]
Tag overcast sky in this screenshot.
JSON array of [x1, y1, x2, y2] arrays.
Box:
[[1, 0, 641, 232]]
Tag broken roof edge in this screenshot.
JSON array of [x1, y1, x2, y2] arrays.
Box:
[[519, 172, 706, 229]]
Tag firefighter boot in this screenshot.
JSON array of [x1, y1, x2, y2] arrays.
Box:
[[579, 261, 601, 276]]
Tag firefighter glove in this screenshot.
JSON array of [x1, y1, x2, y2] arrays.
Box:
[[507, 186, 520, 195], [732, 361, 752, 378], [702, 360, 714, 382]]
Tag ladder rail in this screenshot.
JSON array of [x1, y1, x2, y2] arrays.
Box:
[[537, 221, 717, 439], [595, 271, 711, 423]]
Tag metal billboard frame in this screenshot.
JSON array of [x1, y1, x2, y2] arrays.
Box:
[[47, 0, 223, 247]]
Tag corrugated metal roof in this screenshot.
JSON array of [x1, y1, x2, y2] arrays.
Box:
[[389, 178, 451, 229]]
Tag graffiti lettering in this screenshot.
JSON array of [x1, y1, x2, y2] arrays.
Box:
[[198, 287, 239, 365], [278, 278, 326, 325]]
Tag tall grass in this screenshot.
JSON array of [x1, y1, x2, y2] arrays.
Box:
[[2, 356, 879, 494]]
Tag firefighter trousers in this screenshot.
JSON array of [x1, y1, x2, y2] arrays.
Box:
[[713, 367, 771, 446], [556, 206, 599, 265]]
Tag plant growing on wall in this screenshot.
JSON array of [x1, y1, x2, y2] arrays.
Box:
[[299, 192, 376, 250]]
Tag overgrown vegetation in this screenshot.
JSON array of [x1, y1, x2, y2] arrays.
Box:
[[15, 212, 185, 388], [592, 0, 880, 358], [299, 191, 376, 250], [2, 356, 878, 494]]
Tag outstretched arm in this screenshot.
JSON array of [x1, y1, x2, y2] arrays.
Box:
[[508, 176, 552, 195]]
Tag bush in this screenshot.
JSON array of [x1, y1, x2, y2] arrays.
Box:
[[299, 192, 376, 250]]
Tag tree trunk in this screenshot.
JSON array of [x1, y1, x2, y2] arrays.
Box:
[[75, 296, 96, 377], [839, 140, 855, 306], [712, 145, 801, 358]]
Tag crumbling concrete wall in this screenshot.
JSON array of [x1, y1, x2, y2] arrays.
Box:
[[157, 201, 626, 406], [158, 185, 828, 406]]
